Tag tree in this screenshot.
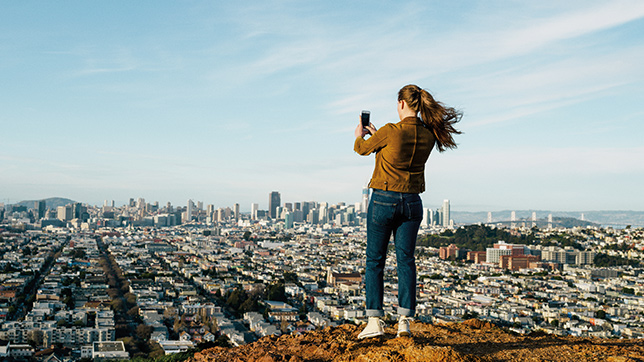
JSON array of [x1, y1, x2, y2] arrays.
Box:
[[136, 324, 153, 341], [240, 297, 258, 314], [110, 298, 125, 313], [266, 282, 287, 302], [164, 307, 178, 320], [148, 341, 165, 358], [284, 272, 298, 284], [173, 317, 187, 333], [622, 287, 635, 295], [125, 292, 137, 306], [299, 303, 308, 320], [27, 329, 43, 348], [127, 306, 140, 317]]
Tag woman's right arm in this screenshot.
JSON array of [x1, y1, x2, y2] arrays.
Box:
[[354, 123, 388, 156]]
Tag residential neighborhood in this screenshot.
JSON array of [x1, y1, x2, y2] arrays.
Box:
[[1, 199, 643, 360]]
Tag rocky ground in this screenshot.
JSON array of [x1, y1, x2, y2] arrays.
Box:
[[190, 319, 644, 362]]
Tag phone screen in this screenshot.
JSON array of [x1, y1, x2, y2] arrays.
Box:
[[361, 111, 370, 127]]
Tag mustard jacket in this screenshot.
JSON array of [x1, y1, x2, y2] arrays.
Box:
[[354, 116, 435, 194]]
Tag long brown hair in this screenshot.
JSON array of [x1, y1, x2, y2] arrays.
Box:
[[398, 84, 462, 152]]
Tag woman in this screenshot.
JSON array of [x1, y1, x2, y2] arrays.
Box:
[[354, 84, 461, 339]]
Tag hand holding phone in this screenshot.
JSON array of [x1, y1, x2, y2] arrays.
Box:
[[361, 110, 370, 127]]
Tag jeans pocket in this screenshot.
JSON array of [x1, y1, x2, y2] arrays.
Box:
[[371, 200, 397, 226], [405, 200, 423, 221]]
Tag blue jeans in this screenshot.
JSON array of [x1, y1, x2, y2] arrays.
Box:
[[365, 189, 422, 317]]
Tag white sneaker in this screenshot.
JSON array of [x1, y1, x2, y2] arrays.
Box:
[[397, 316, 412, 337], [358, 317, 386, 339]]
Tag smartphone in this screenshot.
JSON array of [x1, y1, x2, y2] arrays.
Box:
[[361, 110, 370, 127]]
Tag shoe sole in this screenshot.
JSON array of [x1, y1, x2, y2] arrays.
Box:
[[358, 332, 385, 339]]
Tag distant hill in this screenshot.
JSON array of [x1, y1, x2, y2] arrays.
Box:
[[15, 197, 76, 210], [452, 210, 644, 228]]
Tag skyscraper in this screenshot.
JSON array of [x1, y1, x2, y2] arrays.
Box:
[[361, 187, 369, 213], [302, 201, 310, 220], [251, 203, 258, 220], [269, 191, 280, 219], [285, 212, 293, 229], [421, 208, 430, 228], [34, 200, 46, 219], [442, 199, 450, 227], [184, 199, 195, 223], [318, 202, 328, 224]]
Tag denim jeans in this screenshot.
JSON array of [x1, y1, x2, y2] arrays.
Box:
[[365, 189, 422, 317]]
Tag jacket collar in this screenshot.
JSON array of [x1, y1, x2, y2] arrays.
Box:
[[399, 116, 422, 125]]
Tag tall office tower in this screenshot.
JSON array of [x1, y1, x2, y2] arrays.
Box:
[[285, 212, 294, 229], [234, 203, 240, 221], [581, 213, 585, 221], [129, 198, 135, 207], [184, 199, 195, 223], [354, 202, 361, 214], [511, 211, 516, 228], [34, 200, 46, 219], [269, 191, 281, 219], [73, 203, 84, 219], [104, 200, 109, 207], [421, 208, 430, 228], [277, 207, 285, 220], [197, 201, 203, 211], [548, 214, 553, 229], [442, 200, 450, 227], [251, 203, 259, 220], [207, 204, 215, 220], [302, 201, 310, 220], [167, 202, 173, 213], [434, 209, 441, 226], [319, 202, 328, 224], [487, 211, 492, 224], [57, 205, 73, 222], [284, 203, 293, 212], [531, 212, 537, 228], [309, 208, 319, 224], [294, 202, 301, 211], [362, 187, 369, 213]]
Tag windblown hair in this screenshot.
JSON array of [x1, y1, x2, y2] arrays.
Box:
[[398, 84, 462, 152]]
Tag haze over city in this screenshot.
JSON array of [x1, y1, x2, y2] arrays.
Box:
[[2, 1, 644, 212]]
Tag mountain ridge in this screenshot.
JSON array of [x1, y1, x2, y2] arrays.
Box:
[[14, 197, 76, 210]]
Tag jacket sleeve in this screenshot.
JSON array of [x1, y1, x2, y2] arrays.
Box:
[[354, 124, 390, 155]]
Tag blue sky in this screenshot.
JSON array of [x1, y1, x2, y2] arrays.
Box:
[[1, 1, 643, 212]]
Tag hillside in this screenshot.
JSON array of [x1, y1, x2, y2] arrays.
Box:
[[191, 320, 644, 362], [15, 197, 76, 209]]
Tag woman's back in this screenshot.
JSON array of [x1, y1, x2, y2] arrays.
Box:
[[379, 117, 435, 173]]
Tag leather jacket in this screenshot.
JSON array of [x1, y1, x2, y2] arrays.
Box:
[[354, 116, 435, 194]]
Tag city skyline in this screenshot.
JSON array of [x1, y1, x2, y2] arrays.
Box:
[[2, 1, 644, 212]]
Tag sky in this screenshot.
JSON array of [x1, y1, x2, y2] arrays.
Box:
[[1, 1, 643, 212]]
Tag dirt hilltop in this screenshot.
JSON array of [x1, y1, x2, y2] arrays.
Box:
[[190, 319, 644, 362]]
